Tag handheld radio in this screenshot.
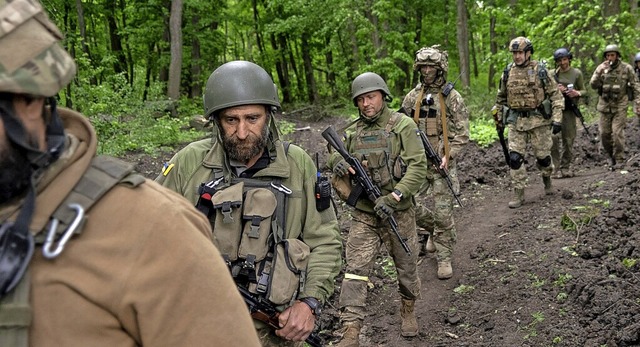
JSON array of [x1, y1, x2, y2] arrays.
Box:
[[314, 153, 331, 211]]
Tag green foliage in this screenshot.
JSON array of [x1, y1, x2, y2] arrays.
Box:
[[622, 258, 637, 269], [376, 256, 398, 281], [453, 284, 475, 294]]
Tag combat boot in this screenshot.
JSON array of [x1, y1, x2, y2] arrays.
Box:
[[335, 321, 362, 347], [543, 176, 553, 195], [437, 261, 453, 279], [508, 188, 524, 208], [400, 299, 418, 337]]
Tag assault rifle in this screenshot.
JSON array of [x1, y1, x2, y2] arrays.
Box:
[[554, 78, 597, 143], [417, 129, 464, 207], [322, 126, 411, 255], [237, 285, 323, 347], [491, 106, 510, 166], [397, 107, 464, 207]]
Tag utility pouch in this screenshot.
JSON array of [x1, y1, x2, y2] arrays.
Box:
[[425, 116, 438, 136], [506, 108, 518, 125], [238, 188, 277, 263], [539, 99, 552, 119], [331, 174, 352, 202], [611, 84, 621, 99], [392, 155, 407, 181], [211, 182, 244, 261], [267, 238, 310, 305], [366, 151, 391, 187]]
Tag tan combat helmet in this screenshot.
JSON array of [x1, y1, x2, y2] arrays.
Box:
[[0, 0, 76, 97], [413, 45, 449, 74], [603, 44, 620, 58], [509, 36, 534, 54]]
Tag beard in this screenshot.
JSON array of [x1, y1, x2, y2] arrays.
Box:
[[0, 142, 31, 203], [222, 123, 270, 163]]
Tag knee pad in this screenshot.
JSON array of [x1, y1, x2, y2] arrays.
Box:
[[509, 151, 524, 170], [537, 155, 552, 167]]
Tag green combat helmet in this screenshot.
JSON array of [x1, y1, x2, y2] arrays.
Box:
[[603, 44, 620, 58], [0, 0, 76, 97], [509, 36, 534, 54], [350, 72, 391, 106], [203, 60, 280, 119]]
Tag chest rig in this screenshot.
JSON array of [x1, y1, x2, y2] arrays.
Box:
[[600, 66, 628, 102], [351, 114, 402, 192], [194, 145, 310, 305], [504, 62, 547, 110]]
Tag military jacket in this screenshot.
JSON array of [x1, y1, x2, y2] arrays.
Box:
[[589, 60, 640, 112], [156, 124, 342, 304], [495, 60, 564, 131], [327, 105, 428, 213], [0, 109, 260, 346], [402, 84, 470, 161]]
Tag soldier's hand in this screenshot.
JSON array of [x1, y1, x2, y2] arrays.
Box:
[[275, 301, 316, 342], [333, 159, 351, 178], [374, 193, 399, 220], [552, 122, 562, 135]]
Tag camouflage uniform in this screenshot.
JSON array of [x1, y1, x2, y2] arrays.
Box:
[[328, 72, 427, 341], [589, 44, 640, 167], [494, 37, 563, 207], [401, 45, 469, 276], [550, 48, 587, 177]]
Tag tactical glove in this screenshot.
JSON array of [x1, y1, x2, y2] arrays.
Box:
[[333, 159, 351, 178], [374, 193, 399, 220], [552, 122, 562, 135]]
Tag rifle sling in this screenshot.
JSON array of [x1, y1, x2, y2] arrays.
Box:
[[413, 87, 424, 125], [438, 92, 450, 161]]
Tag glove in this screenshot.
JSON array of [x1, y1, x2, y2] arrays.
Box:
[[552, 122, 562, 135], [333, 159, 350, 178], [374, 194, 399, 220]]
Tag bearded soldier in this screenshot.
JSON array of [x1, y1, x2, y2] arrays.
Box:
[[401, 45, 470, 279], [493, 36, 564, 208], [589, 44, 640, 169]]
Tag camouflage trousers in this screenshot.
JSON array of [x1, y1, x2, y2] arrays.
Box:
[[508, 124, 554, 190], [339, 208, 421, 322], [551, 110, 577, 170], [599, 108, 628, 161], [415, 162, 459, 262]]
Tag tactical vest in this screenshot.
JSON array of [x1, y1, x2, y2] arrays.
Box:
[[0, 156, 144, 346], [352, 113, 404, 193], [504, 61, 547, 110], [194, 144, 310, 306], [600, 66, 629, 102]]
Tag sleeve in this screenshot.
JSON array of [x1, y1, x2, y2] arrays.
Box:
[[297, 152, 343, 303], [391, 118, 428, 198], [446, 91, 470, 160], [575, 70, 587, 99], [119, 183, 261, 347], [590, 66, 603, 90], [154, 149, 190, 195], [495, 71, 508, 108]]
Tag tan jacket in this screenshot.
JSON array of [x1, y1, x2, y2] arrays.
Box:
[[0, 108, 260, 346]]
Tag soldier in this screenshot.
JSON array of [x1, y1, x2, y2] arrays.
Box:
[[0, 1, 260, 346], [328, 72, 427, 346], [401, 45, 470, 279], [589, 44, 640, 169], [493, 36, 564, 208], [634, 52, 640, 81], [550, 47, 586, 178], [156, 60, 343, 346]]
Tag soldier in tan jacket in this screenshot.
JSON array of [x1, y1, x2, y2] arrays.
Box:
[[0, 1, 260, 346]]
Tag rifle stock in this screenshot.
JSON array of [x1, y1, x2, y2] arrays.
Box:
[[237, 285, 323, 347], [322, 126, 411, 255]]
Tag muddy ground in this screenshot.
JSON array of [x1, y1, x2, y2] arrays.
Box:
[[126, 110, 640, 347]]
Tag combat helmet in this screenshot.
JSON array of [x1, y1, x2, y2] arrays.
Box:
[[553, 48, 572, 61], [351, 72, 391, 106], [603, 44, 620, 58], [203, 61, 280, 118], [413, 45, 449, 74], [634, 52, 640, 63], [509, 36, 534, 54], [0, 0, 76, 298]]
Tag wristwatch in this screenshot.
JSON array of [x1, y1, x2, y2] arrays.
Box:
[[393, 189, 403, 201], [300, 297, 322, 315]]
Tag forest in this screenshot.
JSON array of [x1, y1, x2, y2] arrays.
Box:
[[42, 0, 640, 153]]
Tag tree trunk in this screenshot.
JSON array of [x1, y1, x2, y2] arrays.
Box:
[[190, 14, 202, 99], [488, 12, 497, 90], [168, 0, 183, 117], [270, 34, 291, 103], [324, 35, 337, 97], [105, 0, 127, 79], [456, 0, 470, 87], [301, 33, 318, 104], [159, 0, 171, 89], [75, 0, 96, 85]]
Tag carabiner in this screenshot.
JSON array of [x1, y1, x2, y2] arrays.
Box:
[[270, 182, 292, 195], [42, 203, 85, 259]]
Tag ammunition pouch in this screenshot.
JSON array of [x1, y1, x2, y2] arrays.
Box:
[[538, 99, 552, 119], [331, 174, 352, 202], [268, 239, 310, 305]]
